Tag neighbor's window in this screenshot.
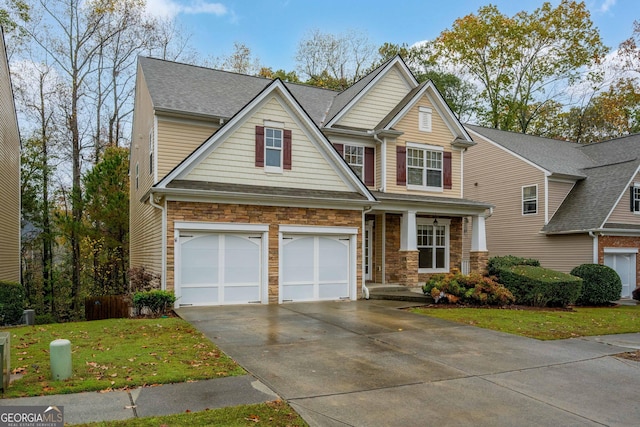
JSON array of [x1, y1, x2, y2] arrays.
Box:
[[407, 146, 442, 190], [522, 185, 537, 215], [135, 162, 139, 190], [419, 106, 432, 132], [417, 219, 448, 271], [633, 185, 640, 213], [265, 127, 283, 170], [344, 145, 364, 180], [149, 127, 154, 175]]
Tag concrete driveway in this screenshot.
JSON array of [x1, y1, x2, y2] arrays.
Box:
[[177, 300, 640, 426]]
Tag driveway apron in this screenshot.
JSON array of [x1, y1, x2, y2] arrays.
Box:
[[177, 300, 640, 427]]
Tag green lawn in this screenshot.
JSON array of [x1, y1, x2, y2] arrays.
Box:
[[3, 317, 308, 426], [73, 400, 307, 427], [411, 304, 640, 340]]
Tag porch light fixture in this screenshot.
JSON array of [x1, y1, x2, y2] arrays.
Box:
[[433, 218, 438, 226]]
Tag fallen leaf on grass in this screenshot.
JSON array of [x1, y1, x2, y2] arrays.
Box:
[[245, 414, 260, 423]]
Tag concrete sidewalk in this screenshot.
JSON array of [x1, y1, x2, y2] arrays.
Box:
[[0, 375, 279, 425]]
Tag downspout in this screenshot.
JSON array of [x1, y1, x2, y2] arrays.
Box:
[[589, 231, 599, 264], [149, 194, 167, 291], [362, 205, 374, 299]]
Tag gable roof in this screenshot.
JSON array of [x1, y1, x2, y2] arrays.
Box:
[[324, 56, 418, 128], [378, 80, 473, 145], [138, 56, 338, 127], [152, 77, 376, 204], [466, 124, 592, 178], [465, 125, 640, 233]]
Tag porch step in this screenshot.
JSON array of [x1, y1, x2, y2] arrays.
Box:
[[367, 284, 433, 303]]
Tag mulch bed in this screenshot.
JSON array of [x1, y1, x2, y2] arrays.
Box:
[[616, 350, 640, 361]]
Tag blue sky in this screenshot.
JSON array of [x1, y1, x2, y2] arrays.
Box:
[[148, 0, 637, 71]]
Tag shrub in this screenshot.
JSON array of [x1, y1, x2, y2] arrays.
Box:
[[133, 290, 176, 316], [128, 266, 161, 294], [633, 287, 640, 301], [488, 255, 540, 277], [499, 266, 582, 307], [570, 264, 622, 306], [0, 281, 26, 325], [423, 271, 515, 306]]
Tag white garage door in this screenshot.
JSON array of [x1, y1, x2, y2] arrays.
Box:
[[604, 252, 636, 299], [178, 232, 262, 306], [281, 235, 350, 302]]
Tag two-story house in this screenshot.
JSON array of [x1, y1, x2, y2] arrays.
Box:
[[130, 56, 492, 306], [0, 26, 21, 283], [464, 125, 640, 299]]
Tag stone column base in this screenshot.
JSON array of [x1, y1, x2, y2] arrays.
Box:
[[469, 251, 489, 275], [399, 250, 419, 286]]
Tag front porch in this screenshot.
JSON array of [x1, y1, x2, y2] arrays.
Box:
[[365, 192, 493, 288]]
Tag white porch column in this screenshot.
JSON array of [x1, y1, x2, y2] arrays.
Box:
[[400, 210, 417, 250], [471, 214, 487, 252]]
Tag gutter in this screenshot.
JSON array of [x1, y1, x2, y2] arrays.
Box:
[[149, 194, 167, 291], [362, 205, 374, 300], [589, 231, 598, 264]]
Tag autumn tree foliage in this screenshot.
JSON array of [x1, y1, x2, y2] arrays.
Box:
[[433, 1, 608, 134]]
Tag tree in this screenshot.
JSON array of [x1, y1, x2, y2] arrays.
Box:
[[82, 145, 129, 295], [434, 1, 608, 133], [258, 67, 300, 83], [371, 42, 478, 121], [551, 78, 640, 143], [295, 29, 375, 90], [619, 20, 640, 75]]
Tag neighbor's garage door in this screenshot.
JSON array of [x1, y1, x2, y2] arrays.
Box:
[[604, 252, 637, 299], [178, 232, 262, 306], [281, 235, 350, 302]]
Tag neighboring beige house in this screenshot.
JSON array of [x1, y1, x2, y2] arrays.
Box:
[[0, 26, 20, 283], [464, 125, 640, 298], [130, 56, 492, 307]]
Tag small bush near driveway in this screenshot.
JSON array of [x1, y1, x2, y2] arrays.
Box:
[[571, 264, 622, 306], [499, 265, 582, 307], [423, 271, 514, 306]]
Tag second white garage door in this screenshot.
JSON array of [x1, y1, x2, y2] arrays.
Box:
[[281, 234, 351, 302]]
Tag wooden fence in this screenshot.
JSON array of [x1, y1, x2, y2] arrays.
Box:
[[85, 295, 130, 321]]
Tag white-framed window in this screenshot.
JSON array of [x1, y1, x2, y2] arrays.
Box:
[[407, 143, 443, 191], [417, 218, 449, 272], [522, 185, 538, 215], [344, 145, 364, 180], [265, 127, 283, 172], [419, 106, 432, 132], [149, 127, 154, 175], [632, 184, 640, 213]]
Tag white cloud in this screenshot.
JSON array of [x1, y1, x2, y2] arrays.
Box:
[[598, 0, 616, 13], [145, 0, 227, 19]]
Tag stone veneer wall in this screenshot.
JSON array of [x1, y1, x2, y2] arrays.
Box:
[[166, 201, 362, 303], [598, 235, 640, 286], [385, 214, 401, 283]]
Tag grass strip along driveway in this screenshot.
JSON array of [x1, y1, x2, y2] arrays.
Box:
[[411, 304, 640, 340], [3, 317, 308, 426]]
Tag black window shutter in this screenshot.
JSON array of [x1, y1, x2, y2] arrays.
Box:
[[631, 186, 635, 212]]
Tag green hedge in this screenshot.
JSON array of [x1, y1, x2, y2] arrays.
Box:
[[133, 290, 176, 316], [487, 255, 540, 277], [0, 281, 26, 325], [499, 265, 582, 307], [570, 264, 622, 306]]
